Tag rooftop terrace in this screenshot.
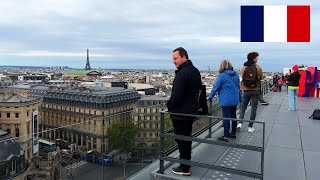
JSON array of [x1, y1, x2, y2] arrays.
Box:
[[129, 89, 320, 180]]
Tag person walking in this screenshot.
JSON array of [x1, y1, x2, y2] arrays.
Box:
[[287, 65, 301, 111], [237, 52, 263, 133], [208, 60, 240, 142], [166, 47, 202, 176]]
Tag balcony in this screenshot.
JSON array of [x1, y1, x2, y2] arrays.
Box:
[[129, 88, 320, 180]]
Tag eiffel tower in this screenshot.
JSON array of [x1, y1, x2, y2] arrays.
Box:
[[85, 49, 91, 70]]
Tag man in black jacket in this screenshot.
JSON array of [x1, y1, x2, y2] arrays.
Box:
[[166, 47, 202, 176]]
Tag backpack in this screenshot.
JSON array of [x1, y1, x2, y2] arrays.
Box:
[[272, 87, 278, 92], [197, 84, 209, 115], [309, 108, 320, 120], [277, 79, 283, 85], [243, 65, 259, 88]]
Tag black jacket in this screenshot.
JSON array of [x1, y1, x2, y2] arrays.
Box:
[[166, 60, 202, 118], [287, 71, 301, 86]]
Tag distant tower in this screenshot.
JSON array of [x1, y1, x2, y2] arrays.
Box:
[[85, 49, 91, 70]]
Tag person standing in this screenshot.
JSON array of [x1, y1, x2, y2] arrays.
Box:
[[237, 52, 263, 133], [277, 76, 283, 92], [287, 65, 301, 111], [166, 47, 202, 176], [208, 60, 240, 142], [273, 74, 278, 88]]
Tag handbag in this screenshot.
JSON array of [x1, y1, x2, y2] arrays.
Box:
[[309, 108, 320, 120], [226, 73, 242, 102], [197, 84, 209, 115]]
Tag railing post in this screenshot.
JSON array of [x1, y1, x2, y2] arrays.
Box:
[[261, 123, 265, 180], [208, 100, 213, 138], [159, 112, 165, 173]]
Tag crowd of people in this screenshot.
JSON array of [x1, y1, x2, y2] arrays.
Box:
[[166, 47, 301, 176]]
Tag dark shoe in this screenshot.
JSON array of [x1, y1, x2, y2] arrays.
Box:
[[261, 101, 269, 105], [218, 136, 229, 142], [172, 166, 191, 176], [228, 133, 236, 139]]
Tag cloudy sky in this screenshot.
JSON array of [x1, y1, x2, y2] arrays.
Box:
[[0, 0, 318, 72]]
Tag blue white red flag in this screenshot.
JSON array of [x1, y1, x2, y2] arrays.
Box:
[[241, 5, 310, 42]]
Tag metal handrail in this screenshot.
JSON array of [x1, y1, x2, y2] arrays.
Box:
[[156, 80, 271, 180], [158, 112, 265, 180]]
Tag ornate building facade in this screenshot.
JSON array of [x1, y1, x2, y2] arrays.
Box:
[[132, 96, 168, 156], [0, 90, 41, 162], [39, 88, 140, 153], [0, 130, 29, 180]]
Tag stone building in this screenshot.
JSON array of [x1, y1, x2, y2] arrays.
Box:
[[0, 90, 41, 162], [132, 95, 168, 156], [0, 129, 29, 180], [39, 88, 140, 153]]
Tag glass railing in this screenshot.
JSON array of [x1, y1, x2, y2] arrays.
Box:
[[157, 112, 266, 180], [0, 100, 221, 180], [0, 80, 271, 180]]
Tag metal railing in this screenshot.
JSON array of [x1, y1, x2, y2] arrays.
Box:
[[158, 112, 265, 180]]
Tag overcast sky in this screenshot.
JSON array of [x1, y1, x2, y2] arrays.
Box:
[[0, 0, 318, 72]]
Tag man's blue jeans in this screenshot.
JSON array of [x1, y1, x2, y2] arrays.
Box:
[[221, 106, 237, 136], [288, 88, 298, 111]]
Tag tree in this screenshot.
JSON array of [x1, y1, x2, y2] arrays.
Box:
[[108, 122, 139, 154], [299, 64, 307, 68], [108, 122, 139, 178], [163, 114, 175, 151]]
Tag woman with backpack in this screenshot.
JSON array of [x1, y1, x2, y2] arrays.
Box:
[[287, 65, 301, 111], [208, 60, 240, 142]]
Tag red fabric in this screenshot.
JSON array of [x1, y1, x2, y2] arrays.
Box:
[[287, 6, 310, 42]]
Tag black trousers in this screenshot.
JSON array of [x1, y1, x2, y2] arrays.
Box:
[[172, 118, 194, 171]]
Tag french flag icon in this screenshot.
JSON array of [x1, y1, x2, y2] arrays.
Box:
[[241, 5, 310, 42]]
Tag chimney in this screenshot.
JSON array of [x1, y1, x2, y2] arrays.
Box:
[[17, 91, 28, 98], [4, 92, 13, 100]]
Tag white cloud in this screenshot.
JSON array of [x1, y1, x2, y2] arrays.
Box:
[[0, 0, 318, 72], [0, 50, 112, 58]]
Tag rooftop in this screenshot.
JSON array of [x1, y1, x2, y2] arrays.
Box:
[[130, 90, 320, 180]]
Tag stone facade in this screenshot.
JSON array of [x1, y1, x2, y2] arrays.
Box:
[[0, 90, 41, 162]]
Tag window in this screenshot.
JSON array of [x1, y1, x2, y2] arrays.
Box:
[[15, 113, 19, 118], [93, 138, 97, 149], [10, 160, 16, 173], [15, 124, 19, 137], [143, 133, 147, 137], [155, 133, 159, 138], [7, 113, 10, 118], [0, 113, 1, 118], [149, 133, 153, 138]]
